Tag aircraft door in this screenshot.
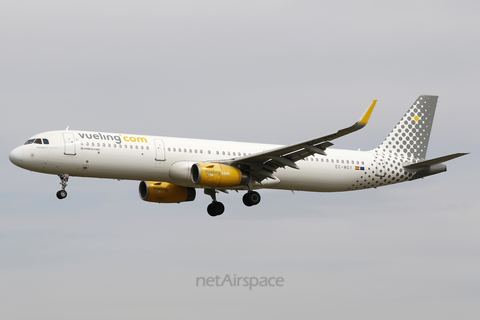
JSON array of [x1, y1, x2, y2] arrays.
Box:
[[63, 133, 76, 155], [154, 139, 166, 161]]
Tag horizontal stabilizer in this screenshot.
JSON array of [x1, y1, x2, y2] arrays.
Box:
[[403, 153, 468, 170]]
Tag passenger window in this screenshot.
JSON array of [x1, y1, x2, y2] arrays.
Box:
[[146, 146, 149, 150], [135, 145, 138, 149], [43, 139, 49, 144]]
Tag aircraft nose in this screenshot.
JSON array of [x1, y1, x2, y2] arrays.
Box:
[[9, 146, 24, 166]]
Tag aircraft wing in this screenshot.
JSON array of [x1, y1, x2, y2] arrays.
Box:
[[220, 100, 377, 183]]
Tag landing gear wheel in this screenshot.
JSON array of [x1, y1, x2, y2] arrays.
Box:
[[57, 174, 69, 200], [243, 191, 261, 207], [56, 190, 67, 199], [207, 202, 225, 217]]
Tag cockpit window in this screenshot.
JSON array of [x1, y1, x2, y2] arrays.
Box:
[[34, 138, 42, 144], [43, 139, 49, 144], [24, 139, 35, 145]]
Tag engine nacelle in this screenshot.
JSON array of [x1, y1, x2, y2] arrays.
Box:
[[191, 163, 248, 188], [139, 181, 196, 203]]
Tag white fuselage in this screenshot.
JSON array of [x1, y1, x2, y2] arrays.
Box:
[[10, 130, 387, 193]]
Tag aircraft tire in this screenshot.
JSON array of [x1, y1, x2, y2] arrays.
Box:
[[56, 190, 67, 199], [207, 202, 225, 216], [243, 191, 261, 207]]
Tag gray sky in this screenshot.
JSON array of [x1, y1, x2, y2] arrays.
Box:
[[1, 1, 479, 319]]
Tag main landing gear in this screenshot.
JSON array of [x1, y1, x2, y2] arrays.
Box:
[[56, 174, 69, 199], [207, 201, 225, 217], [205, 189, 224, 217], [205, 189, 261, 217], [243, 191, 261, 207]]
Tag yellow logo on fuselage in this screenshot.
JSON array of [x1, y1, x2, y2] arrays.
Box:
[[123, 136, 148, 143], [77, 132, 148, 144]]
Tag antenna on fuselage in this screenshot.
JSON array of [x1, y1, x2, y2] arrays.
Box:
[[65, 126, 69, 130]]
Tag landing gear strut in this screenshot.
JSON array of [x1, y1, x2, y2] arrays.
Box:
[[56, 174, 69, 199], [205, 189, 224, 217]]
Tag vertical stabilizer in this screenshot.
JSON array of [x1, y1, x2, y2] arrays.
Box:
[[376, 95, 438, 159]]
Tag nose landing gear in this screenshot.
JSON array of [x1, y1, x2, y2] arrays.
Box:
[[56, 174, 69, 199]]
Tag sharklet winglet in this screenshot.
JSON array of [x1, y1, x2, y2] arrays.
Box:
[[358, 100, 377, 125]]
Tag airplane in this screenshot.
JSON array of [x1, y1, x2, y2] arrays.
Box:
[[9, 95, 467, 216]]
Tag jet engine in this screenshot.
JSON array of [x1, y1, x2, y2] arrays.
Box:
[[191, 163, 248, 188], [139, 181, 196, 203]]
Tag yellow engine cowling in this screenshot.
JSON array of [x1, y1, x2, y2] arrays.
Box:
[[191, 163, 248, 188], [139, 181, 196, 203]]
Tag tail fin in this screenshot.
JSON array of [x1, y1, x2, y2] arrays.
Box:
[[376, 95, 438, 159]]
